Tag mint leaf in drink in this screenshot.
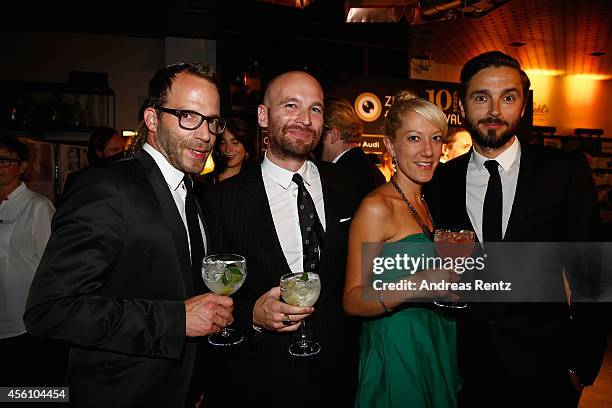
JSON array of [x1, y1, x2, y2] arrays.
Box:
[[221, 265, 244, 286], [299, 272, 309, 281]]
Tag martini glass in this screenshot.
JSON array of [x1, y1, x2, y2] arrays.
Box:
[[279, 272, 321, 357], [433, 229, 475, 309], [202, 254, 247, 346]]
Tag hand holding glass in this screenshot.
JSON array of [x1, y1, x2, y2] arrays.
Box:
[[433, 229, 475, 309], [202, 254, 246, 346], [279, 272, 321, 357]]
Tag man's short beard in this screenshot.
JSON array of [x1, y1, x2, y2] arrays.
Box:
[[155, 122, 187, 171], [465, 115, 520, 149], [267, 123, 320, 161]]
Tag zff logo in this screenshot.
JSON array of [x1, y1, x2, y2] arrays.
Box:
[[354, 92, 382, 122]]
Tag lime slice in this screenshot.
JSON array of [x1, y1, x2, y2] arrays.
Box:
[[299, 272, 309, 281]]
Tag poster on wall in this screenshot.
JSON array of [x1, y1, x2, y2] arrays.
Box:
[[21, 138, 56, 202], [59, 144, 88, 193]]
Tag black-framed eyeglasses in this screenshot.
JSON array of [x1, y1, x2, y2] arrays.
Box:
[[156, 107, 226, 134], [0, 158, 21, 168]]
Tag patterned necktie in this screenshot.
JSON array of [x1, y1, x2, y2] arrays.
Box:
[[483, 160, 503, 242], [292, 173, 326, 273], [183, 176, 205, 289]]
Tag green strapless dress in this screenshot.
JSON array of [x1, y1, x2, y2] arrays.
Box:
[[355, 233, 462, 408]]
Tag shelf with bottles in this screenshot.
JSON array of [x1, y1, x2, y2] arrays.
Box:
[[1, 80, 115, 133]]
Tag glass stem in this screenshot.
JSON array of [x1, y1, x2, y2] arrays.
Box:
[[300, 317, 308, 346], [221, 294, 232, 338]]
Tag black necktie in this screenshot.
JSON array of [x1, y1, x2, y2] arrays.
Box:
[[292, 173, 326, 273], [184, 176, 205, 289], [483, 160, 503, 242]]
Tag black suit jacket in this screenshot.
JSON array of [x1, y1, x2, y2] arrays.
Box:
[[60, 151, 131, 206], [202, 161, 361, 407], [425, 143, 607, 389], [25, 150, 204, 407], [336, 147, 385, 202]]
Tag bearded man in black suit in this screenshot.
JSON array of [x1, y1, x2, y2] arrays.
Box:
[[321, 96, 385, 202], [204, 71, 360, 407], [24, 62, 234, 407], [426, 51, 607, 408]]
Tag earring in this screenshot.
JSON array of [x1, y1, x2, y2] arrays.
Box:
[[392, 156, 398, 174]]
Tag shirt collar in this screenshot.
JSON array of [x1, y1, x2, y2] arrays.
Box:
[[7, 181, 27, 200], [471, 136, 520, 172], [262, 151, 313, 190], [332, 148, 352, 163], [143, 143, 185, 191]]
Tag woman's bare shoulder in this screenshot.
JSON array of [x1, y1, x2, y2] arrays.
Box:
[[356, 185, 396, 221]]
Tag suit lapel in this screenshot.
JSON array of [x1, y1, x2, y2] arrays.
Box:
[[316, 163, 340, 273], [194, 200, 209, 255], [504, 144, 536, 241], [135, 150, 193, 295], [242, 166, 291, 275], [450, 153, 475, 233]]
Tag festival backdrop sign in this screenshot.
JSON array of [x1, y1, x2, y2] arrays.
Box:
[[330, 76, 533, 154], [329, 77, 464, 155]]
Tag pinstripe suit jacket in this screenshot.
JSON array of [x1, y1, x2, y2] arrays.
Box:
[[202, 161, 361, 407]]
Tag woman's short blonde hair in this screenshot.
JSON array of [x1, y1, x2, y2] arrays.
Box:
[[384, 97, 448, 142]]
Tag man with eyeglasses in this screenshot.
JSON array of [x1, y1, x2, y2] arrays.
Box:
[[25, 62, 234, 408], [0, 135, 61, 387]]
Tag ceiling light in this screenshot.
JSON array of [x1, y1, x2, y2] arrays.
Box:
[[346, 7, 401, 22], [525, 69, 563, 77]]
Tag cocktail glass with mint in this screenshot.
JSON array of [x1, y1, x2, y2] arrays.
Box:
[[279, 271, 321, 357], [202, 254, 247, 346]]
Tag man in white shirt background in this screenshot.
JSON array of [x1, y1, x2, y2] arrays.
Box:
[[0, 135, 63, 386], [320, 96, 385, 202]]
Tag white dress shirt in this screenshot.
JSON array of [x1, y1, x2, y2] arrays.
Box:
[[262, 152, 326, 273], [143, 143, 207, 254], [0, 182, 55, 338], [466, 137, 521, 242]]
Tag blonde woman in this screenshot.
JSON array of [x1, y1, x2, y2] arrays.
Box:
[[344, 98, 461, 407]]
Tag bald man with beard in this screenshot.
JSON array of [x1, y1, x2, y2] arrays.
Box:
[[203, 71, 361, 407]]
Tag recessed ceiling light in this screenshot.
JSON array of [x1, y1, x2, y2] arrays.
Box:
[[589, 52, 605, 57], [510, 42, 526, 47]]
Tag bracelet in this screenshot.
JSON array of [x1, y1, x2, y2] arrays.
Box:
[[377, 291, 393, 313]]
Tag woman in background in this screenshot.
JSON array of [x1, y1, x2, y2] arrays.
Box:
[[343, 98, 461, 407], [212, 117, 258, 182], [195, 117, 258, 202]]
